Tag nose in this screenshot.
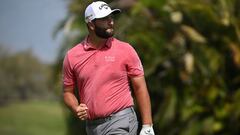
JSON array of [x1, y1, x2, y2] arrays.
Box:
[[108, 17, 114, 26]]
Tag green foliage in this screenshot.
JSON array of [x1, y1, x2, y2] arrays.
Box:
[[0, 46, 53, 105], [54, 0, 240, 134]]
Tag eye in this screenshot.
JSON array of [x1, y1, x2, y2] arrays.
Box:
[[98, 15, 113, 21]]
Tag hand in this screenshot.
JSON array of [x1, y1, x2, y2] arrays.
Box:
[[74, 103, 88, 120], [139, 125, 155, 135]]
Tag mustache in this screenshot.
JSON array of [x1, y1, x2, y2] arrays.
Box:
[[105, 27, 113, 30]]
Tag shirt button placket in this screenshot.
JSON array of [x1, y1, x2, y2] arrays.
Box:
[[94, 50, 99, 68]]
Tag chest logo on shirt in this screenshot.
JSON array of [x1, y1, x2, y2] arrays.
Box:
[[104, 56, 115, 62]]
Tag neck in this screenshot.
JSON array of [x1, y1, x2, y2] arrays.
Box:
[[88, 34, 108, 49]]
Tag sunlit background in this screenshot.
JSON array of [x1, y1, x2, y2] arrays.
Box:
[[0, 0, 68, 135], [0, 0, 66, 63], [1, 0, 240, 135]]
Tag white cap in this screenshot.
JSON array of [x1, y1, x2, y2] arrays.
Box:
[[85, 1, 121, 23]]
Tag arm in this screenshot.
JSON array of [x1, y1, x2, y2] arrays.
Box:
[[63, 87, 88, 120], [131, 76, 153, 125], [126, 45, 154, 134], [131, 76, 155, 135], [62, 54, 88, 120]]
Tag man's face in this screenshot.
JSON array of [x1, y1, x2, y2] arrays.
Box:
[[93, 15, 114, 39]]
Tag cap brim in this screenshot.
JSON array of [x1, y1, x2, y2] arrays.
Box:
[[111, 9, 121, 15], [94, 9, 121, 20]]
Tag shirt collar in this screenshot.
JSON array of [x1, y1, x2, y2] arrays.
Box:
[[83, 36, 113, 51]]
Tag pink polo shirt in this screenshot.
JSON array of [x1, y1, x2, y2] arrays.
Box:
[[63, 37, 144, 120]]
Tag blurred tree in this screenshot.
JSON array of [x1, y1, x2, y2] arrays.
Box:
[[53, 0, 240, 134], [0, 45, 53, 105]]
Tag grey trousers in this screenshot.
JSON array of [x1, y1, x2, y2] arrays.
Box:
[[86, 107, 138, 135]]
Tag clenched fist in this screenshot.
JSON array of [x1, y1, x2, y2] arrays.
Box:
[[74, 103, 88, 120]]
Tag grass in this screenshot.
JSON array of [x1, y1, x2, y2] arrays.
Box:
[[0, 100, 67, 135]]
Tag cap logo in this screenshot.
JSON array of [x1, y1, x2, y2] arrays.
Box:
[[99, 4, 109, 10], [86, 14, 93, 20]]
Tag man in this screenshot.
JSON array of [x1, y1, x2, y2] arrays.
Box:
[[62, 1, 155, 135]]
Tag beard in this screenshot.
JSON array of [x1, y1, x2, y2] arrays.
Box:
[[94, 24, 114, 39]]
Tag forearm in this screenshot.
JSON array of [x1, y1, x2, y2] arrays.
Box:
[[131, 76, 153, 125], [134, 87, 153, 125], [63, 91, 79, 112], [131, 77, 155, 135]]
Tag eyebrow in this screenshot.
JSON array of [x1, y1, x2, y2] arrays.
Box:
[[100, 15, 114, 20]]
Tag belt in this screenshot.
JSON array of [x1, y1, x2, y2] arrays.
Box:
[[86, 107, 135, 125]]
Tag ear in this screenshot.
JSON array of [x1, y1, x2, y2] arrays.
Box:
[[88, 22, 95, 31]]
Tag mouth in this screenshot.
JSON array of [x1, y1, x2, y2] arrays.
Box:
[[106, 28, 113, 33]]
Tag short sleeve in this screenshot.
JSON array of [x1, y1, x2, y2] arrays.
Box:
[[126, 45, 144, 77], [62, 53, 75, 88]]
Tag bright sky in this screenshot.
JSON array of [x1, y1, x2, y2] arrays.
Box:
[[0, 0, 67, 63]]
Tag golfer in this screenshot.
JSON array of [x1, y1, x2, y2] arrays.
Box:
[[62, 1, 154, 135]]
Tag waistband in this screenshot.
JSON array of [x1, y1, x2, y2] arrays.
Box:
[[86, 107, 135, 125]]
